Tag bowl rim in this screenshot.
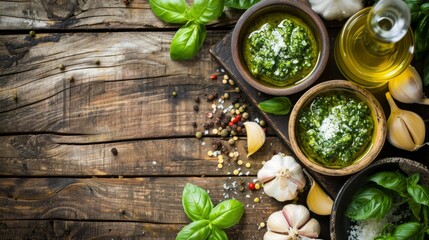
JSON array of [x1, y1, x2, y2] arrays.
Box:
[[231, 0, 330, 96], [288, 80, 387, 176], [329, 157, 429, 240]]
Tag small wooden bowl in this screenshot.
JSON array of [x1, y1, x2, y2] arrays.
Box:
[[288, 80, 387, 176], [231, 0, 329, 96]]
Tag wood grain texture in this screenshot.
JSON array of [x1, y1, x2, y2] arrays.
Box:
[[0, 136, 289, 176], [0, 31, 270, 143], [0, 177, 330, 239], [0, 0, 244, 30]]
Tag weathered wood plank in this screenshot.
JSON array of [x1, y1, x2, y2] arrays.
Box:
[[0, 136, 288, 176], [0, 177, 330, 238], [0, 32, 271, 143], [0, 220, 264, 240], [0, 0, 243, 30]]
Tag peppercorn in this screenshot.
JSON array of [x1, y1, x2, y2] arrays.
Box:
[[259, 120, 266, 127], [193, 96, 200, 103], [211, 139, 222, 150], [255, 183, 261, 190], [59, 64, 65, 71], [232, 96, 240, 104], [223, 93, 229, 99], [124, 0, 131, 4], [210, 74, 218, 80], [229, 80, 235, 86], [235, 87, 240, 93], [207, 92, 218, 101], [95, 60, 100, 65], [29, 30, 36, 38], [172, 91, 177, 97], [206, 112, 213, 119], [111, 148, 118, 156], [192, 122, 198, 128], [254, 197, 260, 203], [220, 129, 229, 137], [223, 74, 229, 80], [193, 105, 199, 112], [248, 182, 255, 190], [236, 126, 242, 132], [228, 138, 235, 145], [195, 131, 203, 139], [230, 130, 237, 136], [242, 112, 249, 119]]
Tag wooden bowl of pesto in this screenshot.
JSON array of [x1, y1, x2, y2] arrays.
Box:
[[231, 0, 329, 96], [288, 80, 387, 176]]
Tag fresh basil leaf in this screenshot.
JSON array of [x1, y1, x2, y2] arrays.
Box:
[[182, 183, 213, 221], [407, 183, 429, 206], [170, 23, 206, 60], [225, 0, 261, 9], [209, 199, 244, 228], [176, 219, 212, 240], [405, 0, 424, 24], [258, 97, 292, 115], [207, 227, 228, 240], [368, 171, 407, 195], [346, 187, 392, 220], [393, 222, 424, 240], [424, 54, 429, 86], [149, 0, 190, 24], [421, 2, 429, 15], [408, 199, 422, 220], [415, 15, 429, 54], [408, 173, 420, 185], [189, 0, 225, 25], [374, 236, 396, 240]]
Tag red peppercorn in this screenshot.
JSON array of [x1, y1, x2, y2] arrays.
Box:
[[263, 127, 267, 133], [210, 74, 218, 80], [235, 115, 241, 122], [248, 182, 255, 190], [228, 121, 234, 127]]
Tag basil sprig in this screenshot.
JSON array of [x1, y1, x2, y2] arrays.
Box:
[[177, 183, 244, 240], [346, 171, 429, 239], [149, 0, 260, 60], [404, 0, 429, 86], [258, 97, 293, 115]]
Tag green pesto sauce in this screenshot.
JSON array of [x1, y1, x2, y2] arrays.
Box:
[[297, 91, 374, 168], [243, 12, 318, 87]]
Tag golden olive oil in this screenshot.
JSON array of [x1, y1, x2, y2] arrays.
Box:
[[335, 0, 414, 89]]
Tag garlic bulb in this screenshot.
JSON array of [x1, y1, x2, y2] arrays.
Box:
[[386, 92, 427, 151], [264, 204, 321, 240], [309, 0, 363, 21], [388, 65, 429, 105], [257, 154, 306, 202], [303, 169, 333, 216], [244, 121, 266, 157]]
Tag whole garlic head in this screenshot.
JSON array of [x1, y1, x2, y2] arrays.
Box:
[[264, 204, 321, 240], [309, 0, 363, 21], [257, 154, 306, 202]]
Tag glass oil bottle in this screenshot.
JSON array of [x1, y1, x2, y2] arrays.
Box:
[[335, 0, 414, 89]]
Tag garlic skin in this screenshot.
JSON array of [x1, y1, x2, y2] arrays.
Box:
[[257, 154, 306, 202], [388, 65, 429, 105], [386, 92, 427, 151], [264, 204, 321, 240], [309, 0, 363, 21], [244, 121, 266, 157]]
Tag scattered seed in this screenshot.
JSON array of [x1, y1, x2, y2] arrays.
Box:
[[245, 163, 251, 168], [172, 91, 177, 97], [228, 138, 235, 145], [259, 222, 266, 228], [218, 158, 224, 164], [259, 120, 266, 127], [229, 152, 234, 158], [222, 79, 228, 84], [254, 197, 260, 203], [29, 30, 36, 38], [195, 131, 203, 139], [223, 74, 229, 80], [233, 136, 238, 141], [248, 182, 255, 190], [223, 93, 229, 99], [229, 80, 235, 86], [255, 183, 261, 190], [233, 169, 239, 175], [235, 87, 240, 93], [242, 112, 249, 119], [59, 64, 65, 71], [207, 150, 213, 157], [210, 74, 218, 80], [217, 163, 223, 169], [212, 129, 218, 134], [192, 122, 197, 128], [193, 105, 199, 112], [111, 148, 118, 156], [237, 160, 243, 165], [220, 129, 229, 137], [95, 60, 100, 65]]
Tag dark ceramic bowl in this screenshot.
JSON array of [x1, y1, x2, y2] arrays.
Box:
[[288, 80, 386, 176], [330, 158, 429, 240], [231, 0, 329, 96]]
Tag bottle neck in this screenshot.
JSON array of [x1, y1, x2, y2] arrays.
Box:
[[363, 0, 410, 55]]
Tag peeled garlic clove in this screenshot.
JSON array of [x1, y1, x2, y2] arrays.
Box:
[[386, 92, 427, 151], [388, 65, 429, 105], [257, 154, 306, 202], [282, 204, 310, 229], [309, 0, 363, 21], [297, 218, 321, 238], [244, 121, 266, 157], [266, 211, 290, 233], [303, 169, 333, 215]]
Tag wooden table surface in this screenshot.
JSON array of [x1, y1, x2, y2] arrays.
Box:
[[0, 1, 428, 240]]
